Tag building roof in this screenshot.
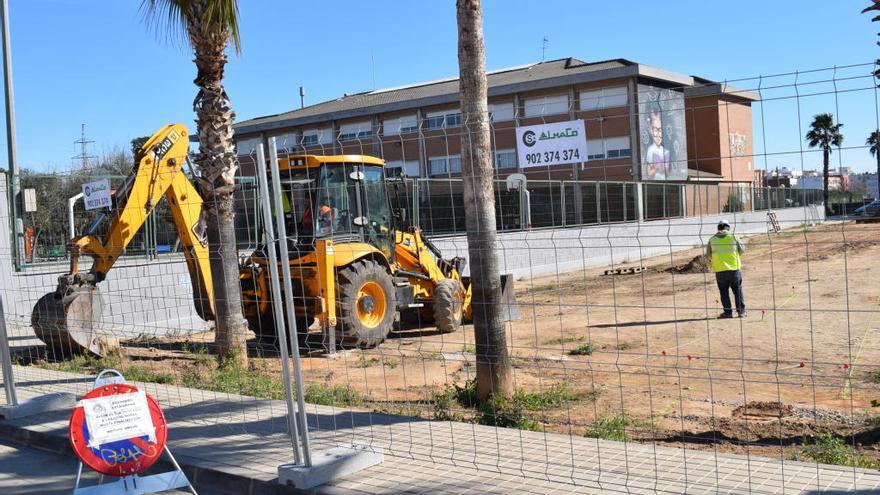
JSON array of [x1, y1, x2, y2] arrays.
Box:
[[235, 57, 722, 135]]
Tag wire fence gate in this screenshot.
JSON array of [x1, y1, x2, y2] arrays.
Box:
[[0, 62, 879, 494]]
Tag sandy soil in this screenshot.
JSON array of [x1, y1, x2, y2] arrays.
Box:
[[37, 221, 880, 460]]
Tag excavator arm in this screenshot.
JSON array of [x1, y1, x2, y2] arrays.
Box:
[[32, 123, 215, 356]]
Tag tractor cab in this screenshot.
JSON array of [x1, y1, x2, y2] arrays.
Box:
[[271, 155, 395, 259]]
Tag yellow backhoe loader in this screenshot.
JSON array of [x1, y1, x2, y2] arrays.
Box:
[[32, 124, 517, 356]]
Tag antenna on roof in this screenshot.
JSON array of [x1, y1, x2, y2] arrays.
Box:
[[371, 52, 376, 90], [541, 36, 549, 61], [299, 86, 305, 109]]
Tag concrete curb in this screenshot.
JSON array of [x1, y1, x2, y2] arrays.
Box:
[[0, 419, 357, 495]]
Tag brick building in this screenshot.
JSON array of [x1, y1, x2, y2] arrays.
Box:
[[232, 57, 759, 223]]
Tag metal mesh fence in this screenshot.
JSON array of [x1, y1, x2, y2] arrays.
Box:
[[0, 62, 878, 494]]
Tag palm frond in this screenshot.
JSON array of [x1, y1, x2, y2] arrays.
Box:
[[141, 0, 241, 53]]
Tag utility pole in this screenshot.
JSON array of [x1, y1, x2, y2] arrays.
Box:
[[1, 0, 21, 270], [73, 123, 96, 170]]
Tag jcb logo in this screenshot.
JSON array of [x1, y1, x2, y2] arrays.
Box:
[[153, 131, 179, 161]]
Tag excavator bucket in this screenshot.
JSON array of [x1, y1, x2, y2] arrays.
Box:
[[499, 273, 519, 322], [32, 286, 109, 358]]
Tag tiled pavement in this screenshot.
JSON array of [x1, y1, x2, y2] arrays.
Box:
[[1, 365, 878, 494]]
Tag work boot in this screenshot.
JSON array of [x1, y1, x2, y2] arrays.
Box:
[[718, 312, 734, 319]]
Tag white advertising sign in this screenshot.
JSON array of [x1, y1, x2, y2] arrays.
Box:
[[80, 389, 156, 448], [82, 179, 112, 210], [515, 119, 587, 168]]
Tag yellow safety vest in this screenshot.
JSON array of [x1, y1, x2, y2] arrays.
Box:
[[709, 234, 741, 272]]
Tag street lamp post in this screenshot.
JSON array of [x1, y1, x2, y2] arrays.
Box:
[[1, 0, 21, 270]]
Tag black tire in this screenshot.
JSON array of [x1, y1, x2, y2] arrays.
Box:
[[433, 279, 464, 333], [249, 310, 314, 353], [336, 260, 397, 348]]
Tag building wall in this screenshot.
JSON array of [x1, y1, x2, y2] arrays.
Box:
[[685, 94, 753, 184], [718, 99, 755, 183]]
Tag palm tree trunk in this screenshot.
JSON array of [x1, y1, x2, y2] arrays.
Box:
[[823, 148, 830, 215], [456, 0, 513, 401], [189, 2, 248, 366]]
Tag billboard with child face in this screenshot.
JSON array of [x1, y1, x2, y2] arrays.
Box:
[[638, 85, 687, 181]]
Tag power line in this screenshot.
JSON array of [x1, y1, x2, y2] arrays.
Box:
[[72, 123, 96, 170]]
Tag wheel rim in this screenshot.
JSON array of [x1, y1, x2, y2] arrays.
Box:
[[356, 281, 387, 328]]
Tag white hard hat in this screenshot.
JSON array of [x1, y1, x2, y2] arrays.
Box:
[[717, 219, 730, 230]]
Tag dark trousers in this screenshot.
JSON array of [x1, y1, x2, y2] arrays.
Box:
[[715, 269, 745, 315]]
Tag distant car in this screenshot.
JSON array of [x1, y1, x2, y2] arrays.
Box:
[[853, 199, 880, 217]]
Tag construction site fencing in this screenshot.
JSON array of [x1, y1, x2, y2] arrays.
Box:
[[1, 62, 880, 495]]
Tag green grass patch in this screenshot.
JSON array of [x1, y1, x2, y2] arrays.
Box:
[[353, 352, 380, 368], [122, 365, 174, 384], [866, 370, 880, 384], [584, 414, 630, 442], [569, 343, 597, 356], [181, 361, 285, 400], [463, 344, 476, 354], [433, 379, 478, 420], [514, 383, 581, 411], [304, 383, 364, 407], [478, 394, 542, 432], [543, 335, 584, 346], [795, 434, 880, 469], [613, 341, 635, 351]]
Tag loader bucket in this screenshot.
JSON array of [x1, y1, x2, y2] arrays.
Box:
[[32, 286, 110, 358], [499, 273, 520, 322]]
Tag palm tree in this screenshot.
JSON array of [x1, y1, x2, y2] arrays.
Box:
[[805, 113, 844, 215], [142, 0, 248, 365], [867, 131, 880, 198], [456, 0, 513, 400]]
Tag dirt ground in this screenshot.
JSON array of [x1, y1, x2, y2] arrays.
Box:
[[37, 221, 880, 461]]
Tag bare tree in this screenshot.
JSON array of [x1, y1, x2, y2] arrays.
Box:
[[456, 0, 513, 400], [142, 0, 248, 365]]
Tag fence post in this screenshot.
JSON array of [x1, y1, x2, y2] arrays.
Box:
[[0, 294, 17, 407], [254, 142, 304, 466], [560, 181, 566, 227]]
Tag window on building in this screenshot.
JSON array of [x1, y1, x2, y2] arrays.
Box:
[[586, 136, 631, 161], [338, 121, 374, 142], [489, 102, 515, 122], [301, 128, 331, 146], [586, 139, 605, 161], [382, 115, 418, 136], [385, 160, 421, 177], [494, 149, 517, 169], [270, 132, 298, 153], [605, 136, 631, 158], [425, 110, 462, 130], [235, 137, 260, 156], [429, 155, 462, 176], [579, 86, 628, 111], [522, 94, 570, 117]]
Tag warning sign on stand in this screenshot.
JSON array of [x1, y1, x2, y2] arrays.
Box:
[[69, 384, 167, 476]]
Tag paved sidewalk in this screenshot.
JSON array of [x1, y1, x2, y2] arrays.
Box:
[[0, 440, 200, 495], [2, 365, 879, 494]]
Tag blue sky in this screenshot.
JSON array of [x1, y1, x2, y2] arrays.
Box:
[[4, 0, 880, 173]]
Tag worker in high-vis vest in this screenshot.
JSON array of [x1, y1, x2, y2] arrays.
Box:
[[707, 219, 746, 318]]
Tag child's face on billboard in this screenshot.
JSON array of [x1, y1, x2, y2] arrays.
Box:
[[650, 113, 663, 146]]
